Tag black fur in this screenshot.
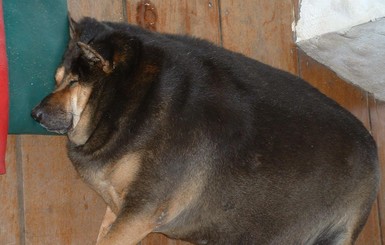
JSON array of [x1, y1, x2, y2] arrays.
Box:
[[33, 17, 379, 245]]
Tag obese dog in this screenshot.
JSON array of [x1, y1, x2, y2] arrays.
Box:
[[31, 17, 379, 245]]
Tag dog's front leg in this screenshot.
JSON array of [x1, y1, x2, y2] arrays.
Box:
[[95, 211, 154, 245], [97, 206, 117, 243]]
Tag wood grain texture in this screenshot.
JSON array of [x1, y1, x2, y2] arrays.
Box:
[[126, 0, 221, 45], [299, 51, 370, 122], [141, 233, 191, 245], [0, 135, 21, 245], [355, 200, 382, 245], [67, 0, 125, 22], [220, 0, 298, 74], [299, 52, 381, 244], [21, 135, 106, 245], [369, 97, 385, 245]]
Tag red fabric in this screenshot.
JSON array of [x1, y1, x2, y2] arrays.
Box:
[[0, 0, 9, 174]]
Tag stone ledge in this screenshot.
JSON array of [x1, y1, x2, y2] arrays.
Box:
[[297, 18, 385, 100]]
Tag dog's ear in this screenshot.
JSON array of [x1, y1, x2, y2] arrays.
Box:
[[77, 42, 112, 73], [77, 33, 141, 73], [68, 13, 78, 39]]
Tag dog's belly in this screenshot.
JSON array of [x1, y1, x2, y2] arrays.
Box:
[[155, 152, 367, 245]]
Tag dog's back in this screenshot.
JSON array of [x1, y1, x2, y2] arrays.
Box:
[[32, 18, 379, 245], [151, 43, 379, 244], [128, 29, 379, 244]]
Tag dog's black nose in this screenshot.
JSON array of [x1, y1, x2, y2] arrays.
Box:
[[31, 106, 43, 123]]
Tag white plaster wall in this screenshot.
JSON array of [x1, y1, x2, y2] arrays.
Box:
[[298, 18, 385, 100], [296, 0, 385, 42]]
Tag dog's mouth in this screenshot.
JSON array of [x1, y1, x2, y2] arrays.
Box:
[[31, 106, 74, 134], [36, 118, 73, 134], [40, 123, 72, 134]]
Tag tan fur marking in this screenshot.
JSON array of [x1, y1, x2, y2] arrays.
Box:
[[50, 70, 93, 145], [70, 85, 92, 129], [67, 104, 92, 145], [55, 66, 65, 85], [86, 153, 142, 215], [113, 52, 126, 66], [109, 153, 142, 198], [144, 64, 160, 74], [54, 73, 79, 92], [50, 76, 93, 145], [96, 214, 153, 245], [97, 175, 204, 245], [49, 88, 72, 113], [97, 207, 117, 243], [161, 173, 206, 226], [94, 154, 149, 245]]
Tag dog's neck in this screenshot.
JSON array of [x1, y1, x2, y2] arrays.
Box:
[[67, 104, 94, 145], [67, 80, 113, 146]]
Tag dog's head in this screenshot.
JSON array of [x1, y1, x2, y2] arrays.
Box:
[[31, 17, 140, 143]]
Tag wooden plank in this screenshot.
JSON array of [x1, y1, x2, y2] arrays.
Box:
[[295, 5, 381, 243], [355, 200, 382, 245], [21, 135, 106, 245], [299, 51, 370, 121], [126, 0, 221, 44], [0, 135, 21, 245], [369, 97, 385, 245], [67, 0, 125, 22], [141, 233, 190, 245], [220, 0, 298, 74], [299, 53, 381, 244]]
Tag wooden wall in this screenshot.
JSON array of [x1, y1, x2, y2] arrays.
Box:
[[1, 0, 383, 244]]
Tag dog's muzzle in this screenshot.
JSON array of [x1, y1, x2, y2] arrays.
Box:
[[31, 95, 73, 134]]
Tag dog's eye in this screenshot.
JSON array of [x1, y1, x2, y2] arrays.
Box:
[[68, 80, 78, 87]]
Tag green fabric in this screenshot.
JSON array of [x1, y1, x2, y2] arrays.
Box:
[[4, 0, 68, 134]]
